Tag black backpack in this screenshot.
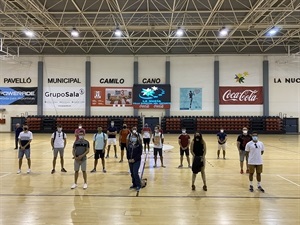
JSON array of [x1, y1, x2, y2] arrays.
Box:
[[53, 131, 65, 141]]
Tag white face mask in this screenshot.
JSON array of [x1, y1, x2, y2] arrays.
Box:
[[243, 130, 248, 134], [78, 126, 82, 129], [182, 130, 186, 134], [220, 130, 224, 133], [57, 128, 62, 132], [111, 123, 114, 127], [252, 136, 258, 142], [78, 135, 84, 139], [155, 129, 158, 133], [132, 130, 137, 134]]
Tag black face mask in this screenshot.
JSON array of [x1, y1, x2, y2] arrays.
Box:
[[24, 128, 28, 131], [123, 126, 127, 129]]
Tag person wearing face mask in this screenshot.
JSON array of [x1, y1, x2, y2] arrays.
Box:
[[71, 131, 90, 190], [142, 123, 152, 153], [14, 123, 23, 149], [190, 132, 207, 191], [106, 121, 118, 158], [119, 124, 131, 163], [245, 131, 265, 192], [178, 127, 191, 168], [152, 126, 165, 168], [50, 124, 67, 174], [91, 127, 108, 173], [126, 126, 143, 191], [74, 123, 85, 141], [237, 127, 252, 174], [216, 128, 227, 159], [17, 125, 33, 174]]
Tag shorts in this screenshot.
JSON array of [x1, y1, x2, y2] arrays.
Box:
[[120, 143, 127, 151], [218, 143, 226, 151], [143, 138, 150, 145], [74, 159, 87, 171], [180, 148, 190, 156], [239, 150, 248, 162], [249, 164, 263, 174], [18, 148, 30, 159], [53, 148, 64, 158], [94, 150, 104, 159], [108, 138, 117, 145], [192, 156, 205, 174], [154, 148, 163, 157]]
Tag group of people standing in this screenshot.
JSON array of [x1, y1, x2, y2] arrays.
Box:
[[15, 122, 265, 193]]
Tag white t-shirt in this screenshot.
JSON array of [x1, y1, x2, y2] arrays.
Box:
[[245, 140, 264, 165], [142, 127, 151, 138], [93, 132, 108, 150], [51, 131, 67, 148], [152, 132, 164, 149], [18, 131, 33, 149]]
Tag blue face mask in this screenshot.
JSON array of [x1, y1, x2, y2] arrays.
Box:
[[252, 136, 258, 142]]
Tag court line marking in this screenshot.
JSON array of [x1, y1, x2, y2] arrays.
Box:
[[0, 172, 11, 178], [277, 175, 300, 187]]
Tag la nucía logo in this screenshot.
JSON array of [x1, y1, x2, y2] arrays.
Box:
[[234, 72, 249, 83]]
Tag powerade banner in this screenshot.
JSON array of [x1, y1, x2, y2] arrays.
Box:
[[0, 87, 37, 105], [132, 84, 171, 109], [44, 87, 85, 110]]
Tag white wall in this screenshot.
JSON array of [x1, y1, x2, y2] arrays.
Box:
[[219, 55, 264, 116], [0, 56, 39, 132]]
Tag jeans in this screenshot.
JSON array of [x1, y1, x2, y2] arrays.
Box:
[[128, 160, 141, 188]]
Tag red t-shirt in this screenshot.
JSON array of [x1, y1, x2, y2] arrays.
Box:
[[178, 134, 190, 148]]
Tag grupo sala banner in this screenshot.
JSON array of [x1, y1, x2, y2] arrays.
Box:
[[219, 86, 263, 105]]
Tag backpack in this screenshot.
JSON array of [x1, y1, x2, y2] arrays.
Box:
[[94, 132, 106, 142], [53, 131, 65, 141]]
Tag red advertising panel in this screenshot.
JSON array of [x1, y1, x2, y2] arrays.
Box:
[[91, 87, 132, 106], [219, 86, 263, 105]]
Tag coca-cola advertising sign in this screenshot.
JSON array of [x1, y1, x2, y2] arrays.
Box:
[[219, 87, 263, 105]]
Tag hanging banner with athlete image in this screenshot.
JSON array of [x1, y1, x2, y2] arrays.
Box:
[[91, 87, 132, 106], [43, 87, 85, 110], [0, 87, 37, 105], [180, 88, 202, 110]]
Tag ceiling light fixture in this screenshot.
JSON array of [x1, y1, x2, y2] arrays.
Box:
[[24, 30, 34, 38], [176, 28, 184, 37], [267, 27, 279, 36], [219, 27, 229, 37], [114, 28, 122, 37], [71, 28, 79, 37]]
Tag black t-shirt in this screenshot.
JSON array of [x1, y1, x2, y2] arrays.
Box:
[[193, 139, 204, 156], [237, 134, 252, 151], [107, 126, 117, 138]]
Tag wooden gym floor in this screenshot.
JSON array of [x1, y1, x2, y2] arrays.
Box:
[[0, 132, 299, 225]]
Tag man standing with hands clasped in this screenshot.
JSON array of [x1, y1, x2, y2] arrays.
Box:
[[51, 124, 67, 174], [178, 127, 191, 168], [245, 131, 265, 193]]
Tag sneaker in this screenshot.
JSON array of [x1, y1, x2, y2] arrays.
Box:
[[83, 183, 88, 189], [119, 160, 123, 163], [249, 185, 254, 192], [188, 165, 192, 168], [178, 165, 183, 168], [71, 183, 77, 189], [136, 186, 141, 191], [129, 185, 137, 189], [61, 168, 67, 172], [162, 165, 166, 168], [203, 185, 207, 191], [103, 169, 107, 173], [192, 185, 196, 191], [90, 168, 96, 173], [258, 186, 265, 193], [51, 169, 55, 174], [17, 169, 21, 174], [115, 155, 118, 158], [105, 155, 109, 158], [27, 169, 31, 174], [217, 156, 220, 159], [240, 169, 244, 174], [153, 164, 157, 168], [223, 157, 226, 160], [246, 169, 250, 173]]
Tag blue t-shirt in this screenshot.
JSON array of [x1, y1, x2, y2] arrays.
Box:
[[93, 132, 107, 150], [217, 132, 227, 144], [107, 126, 117, 138]]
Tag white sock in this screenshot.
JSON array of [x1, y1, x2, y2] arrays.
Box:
[[257, 182, 261, 187], [250, 181, 253, 185]]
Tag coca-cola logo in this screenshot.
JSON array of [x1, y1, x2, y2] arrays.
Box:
[[219, 86, 263, 105], [222, 89, 258, 102]]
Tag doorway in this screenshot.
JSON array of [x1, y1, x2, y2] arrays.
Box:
[[144, 117, 160, 132]]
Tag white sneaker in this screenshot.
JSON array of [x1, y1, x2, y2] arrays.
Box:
[[83, 183, 88, 189], [71, 183, 77, 189], [17, 169, 21, 174], [27, 169, 31, 174]]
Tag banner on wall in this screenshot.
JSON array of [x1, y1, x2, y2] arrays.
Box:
[[180, 88, 202, 110], [91, 87, 132, 106], [132, 84, 171, 109], [219, 86, 263, 105], [0, 87, 37, 105], [43, 87, 85, 110]]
